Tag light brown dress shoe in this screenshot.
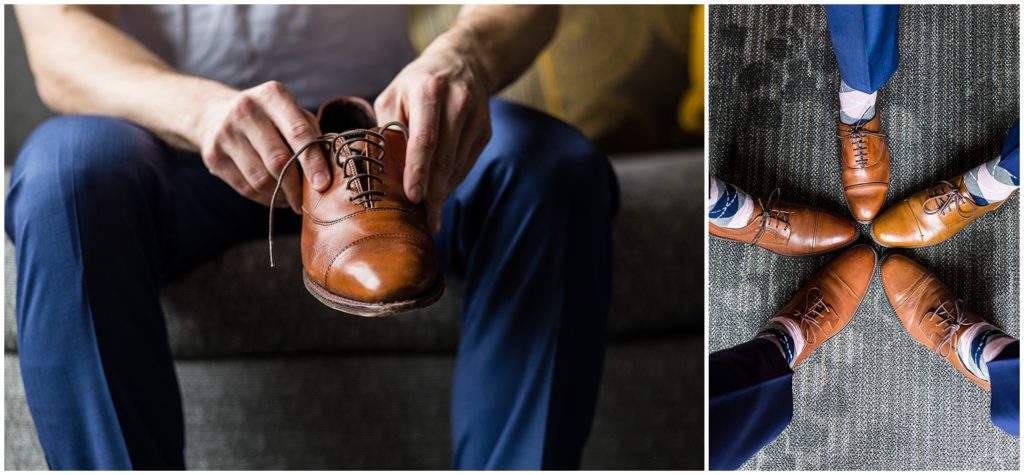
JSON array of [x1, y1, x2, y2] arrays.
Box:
[[880, 254, 992, 390], [871, 173, 1014, 248], [709, 189, 858, 256], [773, 244, 875, 366], [270, 97, 443, 316], [838, 112, 891, 223]]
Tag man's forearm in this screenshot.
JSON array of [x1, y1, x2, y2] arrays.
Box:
[[15, 5, 235, 150], [434, 5, 560, 94]]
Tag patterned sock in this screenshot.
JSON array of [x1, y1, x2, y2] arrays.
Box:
[[756, 317, 805, 367], [958, 323, 1017, 382], [839, 79, 878, 125], [963, 154, 1020, 206], [708, 176, 755, 228]]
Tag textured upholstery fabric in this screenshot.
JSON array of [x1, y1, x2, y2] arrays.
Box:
[[708, 4, 1020, 470], [5, 335, 701, 470]]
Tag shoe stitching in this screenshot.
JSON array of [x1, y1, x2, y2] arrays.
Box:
[[307, 207, 415, 226], [323, 232, 430, 284]]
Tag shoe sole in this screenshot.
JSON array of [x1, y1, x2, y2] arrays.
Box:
[[709, 233, 859, 257], [302, 271, 445, 317]]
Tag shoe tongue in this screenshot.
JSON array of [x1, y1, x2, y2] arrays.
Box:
[[842, 113, 880, 132], [341, 128, 387, 206], [940, 177, 974, 204], [317, 97, 377, 133]]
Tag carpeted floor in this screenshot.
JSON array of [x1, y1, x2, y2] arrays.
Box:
[[708, 4, 1020, 471]]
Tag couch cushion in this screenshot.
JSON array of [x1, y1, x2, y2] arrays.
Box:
[[5, 152, 701, 357]]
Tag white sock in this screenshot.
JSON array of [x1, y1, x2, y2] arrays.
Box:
[[839, 79, 878, 125]]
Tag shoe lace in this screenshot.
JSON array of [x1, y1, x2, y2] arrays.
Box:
[[921, 180, 976, 220], [266, 122, 409, 267], [750, 188, 793, 245], [927, 299, 972, 358], [783, 287, 834, 345], [836, 121, 886, 167]]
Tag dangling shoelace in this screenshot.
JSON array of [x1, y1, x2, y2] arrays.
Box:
[[922, 180, 976, 220], [928, 299, 972, 358], [267, 122, 408, 267], [750, 188, 793, 245], [783, 287, 834, 345], [836, 118, 886, 167]]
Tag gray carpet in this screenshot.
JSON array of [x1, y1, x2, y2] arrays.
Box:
[[708, 4, 1020, 471]]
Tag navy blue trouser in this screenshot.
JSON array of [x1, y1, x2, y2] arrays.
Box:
[[4, 99, 619, 470], [709, 339, 1020, 470], [825, 4, 900, 94]]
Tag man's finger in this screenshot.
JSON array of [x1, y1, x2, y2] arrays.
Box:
[[239, 106, 303, 213], [211, 155, 274, 207], [404, 82, 445, 204], [261, 82, 331, 192], [220, 138, 276, 199], [448, 105, 491, 194], [425, 93, 471, 232]]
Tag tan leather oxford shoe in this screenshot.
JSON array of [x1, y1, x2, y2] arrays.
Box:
[[774, 244, 875, 366], [709, 189, 858, 256], [870, 172, 1014, 248], [880, 254, 993, 390], [270, 97, 443, 316], [838, 111, 891, 223]]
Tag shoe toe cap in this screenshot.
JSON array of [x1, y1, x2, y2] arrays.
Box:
[[325, 235, 439, 304], [845, 183, 888, 222], [879, 254, 929, 315], [830, 244, 876, 296], [812, 210, 858, 252], [871, 202, 924, 248]]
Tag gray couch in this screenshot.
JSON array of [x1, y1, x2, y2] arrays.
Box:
[[3, 9, 703, 470]]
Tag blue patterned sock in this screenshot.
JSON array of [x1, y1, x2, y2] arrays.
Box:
[[958, 323, 1016, 382], [708, 176, 755, 228], [756, 319, 803, 367]]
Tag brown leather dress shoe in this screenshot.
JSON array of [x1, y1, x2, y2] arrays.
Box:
[[880, 254, 992, 390], [871, 172, 1014, 248], [773, 244, 875, 366], [709, 189, 858, 256], [270, 97, 443, 316], [837, 111, 891, 223]]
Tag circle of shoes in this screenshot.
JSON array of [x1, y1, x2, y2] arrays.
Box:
[[266, 122, 409, 266], [750, 188, 793, 245]]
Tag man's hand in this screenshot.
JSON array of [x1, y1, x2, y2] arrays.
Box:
[[198, 81, 331, 214], [16, 6, 332, 214], [375, 34, 493, 233], [375, 6, 559, 233], [16, 4, 555, 221]]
